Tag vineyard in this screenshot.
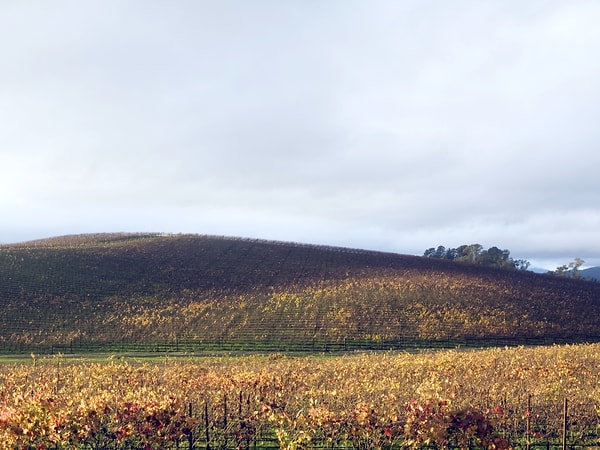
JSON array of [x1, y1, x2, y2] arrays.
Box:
[[0, 344, 599, 449], [1, 233, 600, 448], [1, 233, 600, 353]]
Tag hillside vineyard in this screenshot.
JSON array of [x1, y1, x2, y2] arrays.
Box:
[[1, 233, 599, 353]]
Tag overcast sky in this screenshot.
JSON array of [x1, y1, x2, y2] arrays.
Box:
[[2, 1, 600, 269]]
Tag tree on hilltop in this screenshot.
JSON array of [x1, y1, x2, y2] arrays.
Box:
[[424, 244, 530, 270], [552, 257, 584, 278]]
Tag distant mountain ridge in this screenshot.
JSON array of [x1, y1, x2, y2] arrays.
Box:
[[1, 233, 600, 353], [537, 265, 600, 281], [581, 266, 600, 281]]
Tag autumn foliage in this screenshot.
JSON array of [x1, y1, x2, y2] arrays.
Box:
[[1, 344, 599, 449], [1, 233, 599, 352]]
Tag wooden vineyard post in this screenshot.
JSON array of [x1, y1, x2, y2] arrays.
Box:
[[562, 398, 568, 450], [188, 402, 193, 450], [526, 394, 531, 450], [205, 401, 211, 450], [55, 356, 61, 394], [223, 395, 228, 450]]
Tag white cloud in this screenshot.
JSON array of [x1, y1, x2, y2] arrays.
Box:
[[1, 1, 600, 267]]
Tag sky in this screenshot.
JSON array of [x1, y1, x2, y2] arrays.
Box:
[[2, 1, 600, 269]]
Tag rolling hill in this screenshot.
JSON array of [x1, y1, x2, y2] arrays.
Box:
[[1, 232, 599, 353]]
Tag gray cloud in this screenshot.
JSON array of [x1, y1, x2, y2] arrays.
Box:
[[2, 1, 600, 269]]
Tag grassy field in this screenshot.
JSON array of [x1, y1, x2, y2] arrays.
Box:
[[0, 344, 598, 449], [1, 233, 600, 353]]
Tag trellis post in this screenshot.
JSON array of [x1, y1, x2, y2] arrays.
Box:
[[562, 398, 568, 450]]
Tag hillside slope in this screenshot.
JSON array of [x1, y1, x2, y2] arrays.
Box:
[[1, 233, 599, 352]]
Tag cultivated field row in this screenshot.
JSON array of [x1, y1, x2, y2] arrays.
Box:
[[2, 234, 600, 353], [0, 344, 599, 449]]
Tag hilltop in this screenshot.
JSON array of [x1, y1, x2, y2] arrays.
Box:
[[1, 233, 599, 353]]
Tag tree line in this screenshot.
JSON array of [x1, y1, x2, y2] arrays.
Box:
[[423, 244, 530, 271], [551, 257, 585, 278]]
